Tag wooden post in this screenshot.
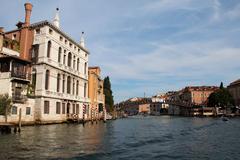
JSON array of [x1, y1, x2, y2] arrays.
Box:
[[77, 114, 80, 123], [103, 109, 106, 123], [18, 108, 22, 132], [5, 107, 8, 123], [82, 112, 85, 127]]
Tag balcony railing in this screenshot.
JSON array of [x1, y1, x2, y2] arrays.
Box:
[[12, 94, 27, 103], [11, 72, 26, 79]]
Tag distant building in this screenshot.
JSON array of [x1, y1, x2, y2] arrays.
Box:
[[150, 93, 169, 115], [117, 97, 151, 115], [139, 104, 150, 114], [167, 86, 218, 116], [181, 86, 218, 106], [88, 66, 105, 121], [117, 96, 169, 116], [228, 79, 240, 107]]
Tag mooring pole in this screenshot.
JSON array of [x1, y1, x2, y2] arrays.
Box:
[[18, 108, 22, 132]]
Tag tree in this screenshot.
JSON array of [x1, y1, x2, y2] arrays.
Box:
[[220, 82, 224, 89], [103, 76, 114, 112], [208, 83, 234, 108], [0, 94, 12, 122]]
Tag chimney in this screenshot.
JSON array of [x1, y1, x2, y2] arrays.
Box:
[[24, 3, 33, 27], [0, 27, 4, 52]]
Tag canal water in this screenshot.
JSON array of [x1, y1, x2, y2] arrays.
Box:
[[0, 116, 240, 160]]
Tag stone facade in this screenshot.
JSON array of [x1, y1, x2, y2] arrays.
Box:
[[31, 22, 89, 123]]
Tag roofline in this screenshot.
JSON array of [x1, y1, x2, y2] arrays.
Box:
[[228, 79, 240, 87], [4, 28, 21, 34], [0, 53, 31, 64], [4, 20, 90, 54], [30, 20, 90, 54], [89, 66, 100, 69]]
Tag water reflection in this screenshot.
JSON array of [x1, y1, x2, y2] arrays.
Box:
[[0, 116, 240, 160]]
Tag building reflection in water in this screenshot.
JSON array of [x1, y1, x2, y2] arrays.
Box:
[[0, 122, 110, 159]]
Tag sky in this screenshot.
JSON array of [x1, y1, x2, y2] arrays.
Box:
[[1, 0, 240, 102]]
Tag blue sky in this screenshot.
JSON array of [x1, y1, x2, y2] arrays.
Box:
[[1, 0, 240, 102]]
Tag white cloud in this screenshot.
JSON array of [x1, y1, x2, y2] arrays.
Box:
[[143, 0, 195, 13], [212, 0, 221, 21], [2, 0, 240, 102]]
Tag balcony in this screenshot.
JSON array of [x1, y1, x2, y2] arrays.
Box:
[[11, 71, 30, 80], [0, 55, 31, 82], [3, 38, 20, 54], [12, 94, 27, 103], [2, 47, 19, 56]]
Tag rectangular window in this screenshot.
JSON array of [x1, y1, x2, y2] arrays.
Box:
[[62, 103, 65, 114], [12, 34, 16, 40], [84, 83, 87, 98], [44, 101, 50, 114], [56, 102, 61, 114], [72, 104, 75, 114], [49, 29, 53, 34], [26, 107, 31, 115], [12, 106, 17, 115], [76, 104, 79, 114], [32, 44, 39, 63], [35, 28, 40, 34]]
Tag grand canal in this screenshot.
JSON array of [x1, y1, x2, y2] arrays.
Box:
[[0, 116, 239, 160]]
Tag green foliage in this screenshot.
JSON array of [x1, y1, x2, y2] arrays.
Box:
[[0, 94, 12, 115], [3, 38, 20, 52], [208, 83, 234, 108], [220, 82, 224, 89], [27, 84, 35, 97], [103, 76, 114, 112]]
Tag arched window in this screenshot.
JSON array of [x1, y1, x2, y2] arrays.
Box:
[[57, 73, 61, 92], [84, 62, 87, 74], [67, 103, 70, 114], [58, 47, 62, 63], [84, 82, 87, 98], [67, 76, 71, 94], [45, 70, 50, 90], [72, 78, 75, 95], [77, 58, 79, 71], [68, 52, 72, 67], [73, 56, 76, 69], [76, 80, 79, 95], [63, 54, 66, 65], [62, 74, 65, 93], [47, 41, 51, 58]]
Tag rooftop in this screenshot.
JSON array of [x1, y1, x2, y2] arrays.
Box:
[[229, 79, 240, 86]]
